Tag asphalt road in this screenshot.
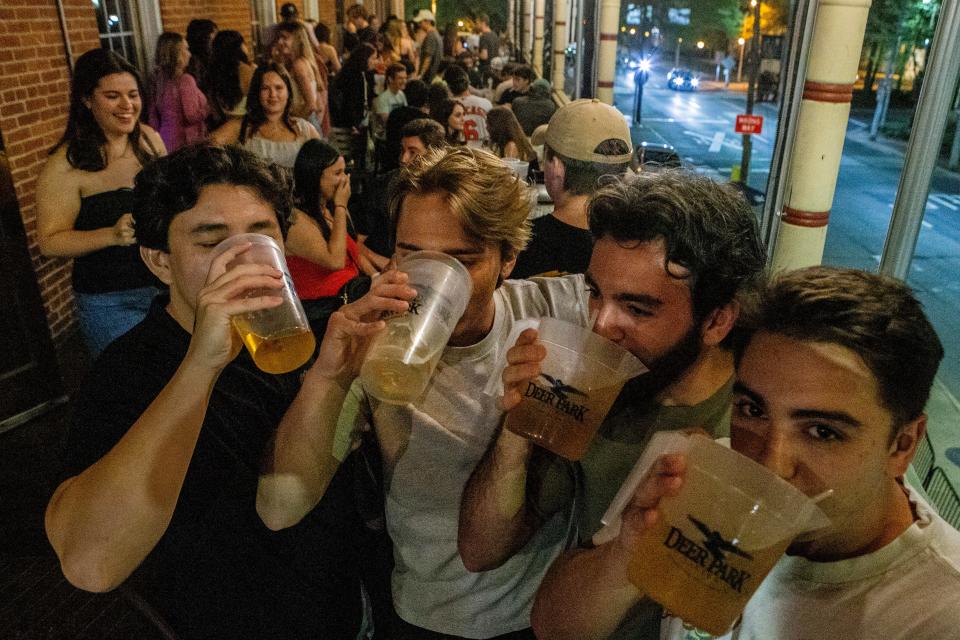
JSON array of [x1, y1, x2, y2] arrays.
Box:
[[611, 66, 960, 395]]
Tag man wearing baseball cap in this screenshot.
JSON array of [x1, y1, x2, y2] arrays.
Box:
[[512, 99, 633, 279], [413, 9, 444, 83]]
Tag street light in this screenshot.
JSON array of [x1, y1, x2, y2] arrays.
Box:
[[737, 37, 746, 82], [696, 40, 705, 49]]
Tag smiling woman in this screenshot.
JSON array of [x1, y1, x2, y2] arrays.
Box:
[[208, 62, 320, 169], [36, 48, 167, 357]]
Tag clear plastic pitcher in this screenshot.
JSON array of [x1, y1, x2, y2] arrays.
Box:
[[360, 251, 471, 404], [504, 317, 646, 460], [212, 233, 315, 375], [609, 432, 831, 636]]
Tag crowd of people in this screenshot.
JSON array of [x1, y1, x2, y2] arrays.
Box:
[[34, 6, 960, 640]]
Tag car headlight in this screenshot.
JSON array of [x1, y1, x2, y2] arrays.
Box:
[[672, 77, 683, 86], [690, 77, 700, 87], [638, 58, 652, 72]]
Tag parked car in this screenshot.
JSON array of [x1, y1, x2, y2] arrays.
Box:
[[666, 68, 699, 91], [633, 142, 682, 172]]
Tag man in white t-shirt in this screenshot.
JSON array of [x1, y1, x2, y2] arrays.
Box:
[[531, 266, 960, 640], [258, 147, 584, 640], [445, 65, 492, 148], [372, 63, 408, 140]]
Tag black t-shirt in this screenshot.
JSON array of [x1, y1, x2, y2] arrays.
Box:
[[63, 297, 363, 639], [343, 26, 377, 55], [355, 169, 397, 258], [497, 87, 527, 106], [512, 214, 594, 279]]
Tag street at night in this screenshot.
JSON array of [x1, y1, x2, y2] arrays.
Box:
[[614, 62, 960, 393]]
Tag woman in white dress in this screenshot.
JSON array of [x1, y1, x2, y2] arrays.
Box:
[[210, 62, 319, 169]]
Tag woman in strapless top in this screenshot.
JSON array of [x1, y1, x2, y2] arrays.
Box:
[[37, 49, 166, 358], [209, 62, 320, 170]]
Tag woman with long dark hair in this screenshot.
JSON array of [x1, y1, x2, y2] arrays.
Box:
[[486, 105, 537, 161], [206, 30, 254, 129], [285, 140, 379, 334], [37, 49, 166, 357], [210, 62, 319, 168], [148, 32, 208, 151], [432, 98, 466, 145], [185, 18, 217, 91]]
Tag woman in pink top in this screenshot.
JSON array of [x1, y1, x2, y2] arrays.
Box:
[[148, 32, 208, 151]]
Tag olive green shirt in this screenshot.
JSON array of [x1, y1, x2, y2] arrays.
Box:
[[530, 377, 735, 640]]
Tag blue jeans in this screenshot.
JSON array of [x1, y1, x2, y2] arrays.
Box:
[[74, 286, 160, 358]]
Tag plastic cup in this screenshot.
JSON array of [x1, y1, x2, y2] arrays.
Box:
[[504, 317, 646, 460], [624, 433, 831, 636], [502, 158, 530, 180], [212, 233, 315, 374], [359, 251, 472, 404]]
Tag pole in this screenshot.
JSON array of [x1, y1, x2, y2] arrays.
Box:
[[770, 0, 873, 270], [759, 0, 818, 252], [737, 40, 745, 82], [595, 0, 621, 103], [880, 0, 960, 280], [739, 0, 761, 184], [633, 68, 648, 123], [674, 38, 681, 67], [534, 0, 546, 74], [553, 0, 569, 95]]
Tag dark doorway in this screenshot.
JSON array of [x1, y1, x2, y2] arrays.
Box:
[[0, 131, 64, 432]]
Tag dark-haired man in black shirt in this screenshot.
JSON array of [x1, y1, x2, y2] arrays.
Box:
[[45, 143, 412, 639]]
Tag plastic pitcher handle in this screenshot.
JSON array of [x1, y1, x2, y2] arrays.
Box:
[[593, 431, 693, 546], [483, 318, 541, 397]]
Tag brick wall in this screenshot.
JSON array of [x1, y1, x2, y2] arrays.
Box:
[[317, 0, 336, 29], [0, 0, 100, 343], [160, 0, 254, 44]]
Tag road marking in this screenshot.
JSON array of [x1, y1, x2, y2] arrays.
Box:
[[929, 194, 959, 210], [848, 118, 868, 128], [926, 200, 940, 211], [922, 220, 933, 230], [709, 132, 725, 153]]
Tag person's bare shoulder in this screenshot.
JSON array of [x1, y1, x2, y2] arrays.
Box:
[[209, 119, 243, 145], [139, 124, 167, 156]]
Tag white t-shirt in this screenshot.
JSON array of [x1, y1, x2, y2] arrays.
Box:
[[350, 276, 589, 638], [459, 93, 493, 148], [660, 484, 960, 640]]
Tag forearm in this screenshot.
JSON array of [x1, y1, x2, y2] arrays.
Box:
[[285, 212, 346, 270], [419, 56, 432, 76], [45, 360, 219, 592], [531, 543, 640, 640], [458, 427, 540, 571], [257, 368, 349, 530], [39, 227, 118, 258]]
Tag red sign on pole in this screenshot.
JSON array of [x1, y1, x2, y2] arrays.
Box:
[[735, 114, 764, 135]]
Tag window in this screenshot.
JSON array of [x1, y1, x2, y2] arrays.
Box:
[[92, 0, 143, 69]]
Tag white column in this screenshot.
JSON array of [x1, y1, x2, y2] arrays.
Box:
[[771, 0, 872, 271], [595, 0, 620, 103], [552, 0, 569, 92], [533, 0, 546, 74]]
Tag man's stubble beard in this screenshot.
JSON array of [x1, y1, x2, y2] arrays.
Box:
[[618, 322, 704, 406]]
